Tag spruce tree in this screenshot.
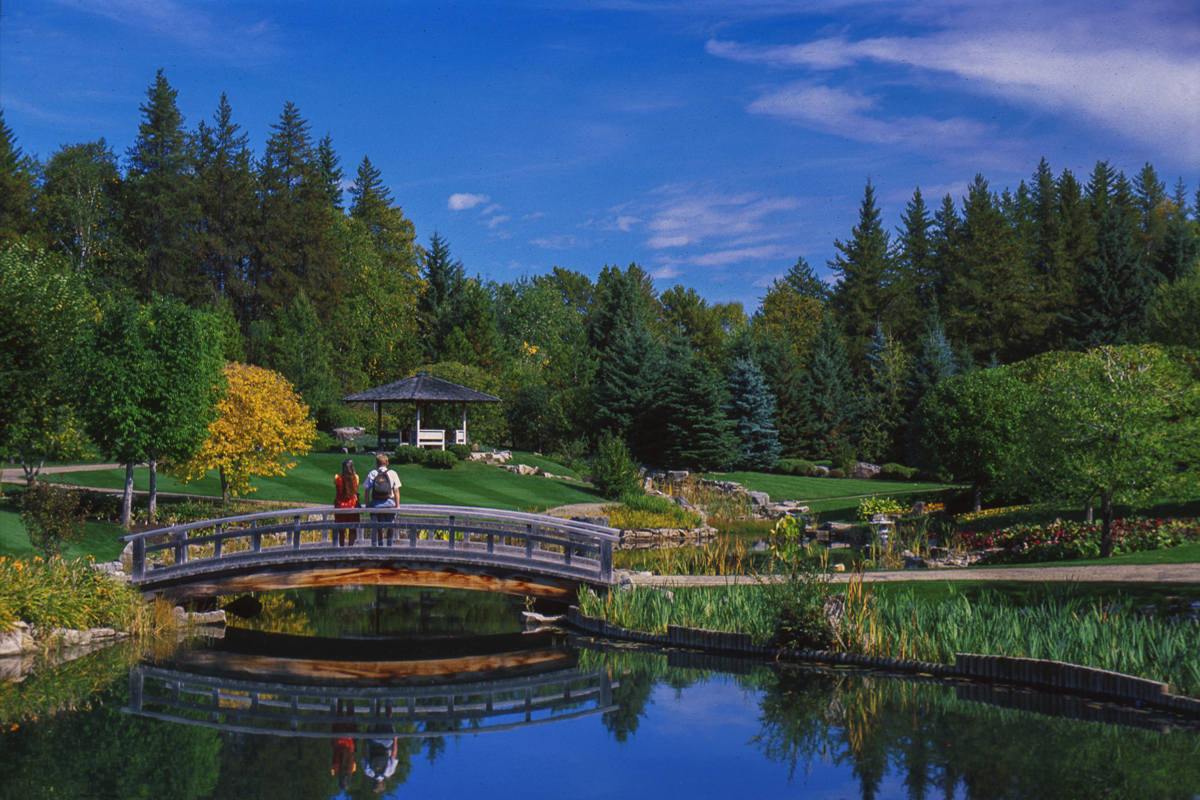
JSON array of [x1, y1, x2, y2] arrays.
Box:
[[593, 319, 663, 462], [194, 94, 258, 311], [418, 232, 466, 361], [893, 187, 935, 343], [254, 102, 341, 319], [1154, 179, 1199, 284], [904, 315, 958, 466], [1066, 201, 1155, 348], [658, 345, 736, 471], [0, 111, 36, 247], [316, 134, 344, 210], [125, 70, 198, 301], [828, 180, 895, 366], [858, 322, 911, 465], [727, 357, 781, 471], [795, 315, 859, 461]]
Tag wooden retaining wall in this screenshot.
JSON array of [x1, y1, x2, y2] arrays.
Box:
[[565, 607, 1200, 720]]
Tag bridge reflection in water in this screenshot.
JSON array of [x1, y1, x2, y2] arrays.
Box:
[[123, 629, 617, 739]]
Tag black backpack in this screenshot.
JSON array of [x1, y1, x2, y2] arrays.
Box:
[[371, 469, 392, 499]]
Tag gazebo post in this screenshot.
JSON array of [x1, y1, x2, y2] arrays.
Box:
[[416, 403, 422, 446], [376, 402, 383, 450], [461, 403, 467, 446]]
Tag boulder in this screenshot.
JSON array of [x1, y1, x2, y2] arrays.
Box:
[[747, 491, 771, 507], [572, 515, 610, 527], [850, 462, 881, 480], [0, 621, 36, 656]]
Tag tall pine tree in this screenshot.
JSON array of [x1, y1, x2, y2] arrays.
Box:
[[125, 70, 198, 301], [727, 357, 782, 471]]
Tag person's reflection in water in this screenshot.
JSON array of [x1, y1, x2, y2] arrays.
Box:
[[363, 703, 399, 794], [331, 699, 357, 793]]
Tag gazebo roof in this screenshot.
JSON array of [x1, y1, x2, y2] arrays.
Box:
[[344, 373, 501, 404]]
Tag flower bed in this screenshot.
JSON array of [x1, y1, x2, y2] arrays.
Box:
[[964, 518, 1200, 564]]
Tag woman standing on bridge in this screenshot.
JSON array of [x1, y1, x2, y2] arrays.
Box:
[[334, 459, 360, 546]]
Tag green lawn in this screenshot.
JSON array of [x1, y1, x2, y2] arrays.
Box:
[[37, 452, 602, 512], [0, 499, 127, 561], [708, 471, 958, 521]]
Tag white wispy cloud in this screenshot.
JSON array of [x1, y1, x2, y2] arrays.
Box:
[[530, 235, 588, 250], [52, 0, 280, 58], [485, 215, 511, 229], [644, 186, 804, 250], [448, 193, 490, 211], [707, 0, 1200, 164]]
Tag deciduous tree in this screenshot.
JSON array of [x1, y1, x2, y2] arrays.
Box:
[[172, 362, 316, 502]]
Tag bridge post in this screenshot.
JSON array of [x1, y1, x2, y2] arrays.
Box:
[[600, 541, 612, 582], [131, 538, 145, 581], [448, 515, 456, 550]]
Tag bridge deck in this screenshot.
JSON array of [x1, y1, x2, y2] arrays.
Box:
[[122, 505, 619, 599]]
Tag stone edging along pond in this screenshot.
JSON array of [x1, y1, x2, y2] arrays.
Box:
[[565, 607, 1200, 721]]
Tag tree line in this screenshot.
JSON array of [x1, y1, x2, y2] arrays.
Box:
[[2, 70, 1199, 516]]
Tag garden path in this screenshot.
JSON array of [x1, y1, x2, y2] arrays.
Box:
[[626, 564, 1199, 586]]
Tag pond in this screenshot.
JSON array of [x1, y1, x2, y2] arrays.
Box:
[[3, 587, 1199, 799]]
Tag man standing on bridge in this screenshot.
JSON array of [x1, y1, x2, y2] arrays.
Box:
[[364, 454, 401, 546]]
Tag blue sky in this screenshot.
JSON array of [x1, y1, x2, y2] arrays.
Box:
[[4, 0, 1199, 311]]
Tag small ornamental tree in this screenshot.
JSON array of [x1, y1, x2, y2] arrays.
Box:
[[20, 480, 87, 559], [172, 363, 317, 502], [592, 431, 640, 500]]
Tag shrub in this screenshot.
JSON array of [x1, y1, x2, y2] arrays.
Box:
[[592, 431, 640, 500], [856, 496, 907, 521], [777, 458, 817, 476], [20, 482, 87, 558], [552, 438, 588, 472], [832, 448, 857, 474], [313, 430, 338, 452], [764, 517, 836, 650], [447, 444, 472, 461], [391, 445, 428, 465], [425, 449, 458, 469], [827, 468, 845, 479], [878, 462, 916, 480]]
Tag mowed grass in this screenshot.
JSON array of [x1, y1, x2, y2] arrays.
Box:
[[707, 471, 958, 521], [38, 452, 602, 512], [0, 498, 127, 561]]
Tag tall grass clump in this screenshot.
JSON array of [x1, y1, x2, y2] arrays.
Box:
[[0, 555, 147, 634], [577, 584, 776, 642], [871, 585, 1200, 697], [659, 474, 751, 526], [612, 536, 755, 576], [605, 491, 703, 530]]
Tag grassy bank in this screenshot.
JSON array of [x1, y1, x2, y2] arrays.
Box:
[[0, 555, 167, 634]]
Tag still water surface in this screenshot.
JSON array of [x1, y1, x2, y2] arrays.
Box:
[[2, 587, 1198, 799]]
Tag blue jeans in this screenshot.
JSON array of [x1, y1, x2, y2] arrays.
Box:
[[367, 498, 396, 544]]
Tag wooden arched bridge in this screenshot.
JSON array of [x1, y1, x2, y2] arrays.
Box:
[[125, 662, 617, 739], [121, 505, 618, 601]]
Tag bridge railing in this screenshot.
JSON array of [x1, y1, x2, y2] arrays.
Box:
[[120, 505, 618, 587], [125, 663, 617, 738]]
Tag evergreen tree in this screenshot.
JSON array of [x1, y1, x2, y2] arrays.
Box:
[[316, 134, 344, 210], [593, 319, 663, 462], [1153, 179, 1199, 284], [1065, 201, 1156, 348], [0, 111, 36, 247], [727, 357, 782, 470], [588, 263, 656, 353], [943, 174, 1048, 364], [418, 232, 467, 361], [658, 339, 736, 470], [125, 70, 198, 301], [1146, 262, 1200, 350], [1132, 162, 1168, 265], [795, 315, 859, 461], [828, 180, 895, 366], [930, 193, 961, 303], [858, 322, 911, 465], [194, 94, 258, 312], [253, 102, 341, 319], [904, 315, 958, 466], [893, 187, 936, 343]]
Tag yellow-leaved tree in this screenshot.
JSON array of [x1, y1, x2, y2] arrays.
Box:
[[173, 363, 317, 502]]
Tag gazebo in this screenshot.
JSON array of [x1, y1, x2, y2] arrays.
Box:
[[344, 373, 502, 451]]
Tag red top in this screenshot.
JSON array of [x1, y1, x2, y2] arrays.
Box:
[[334, 474, 359, 509]]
